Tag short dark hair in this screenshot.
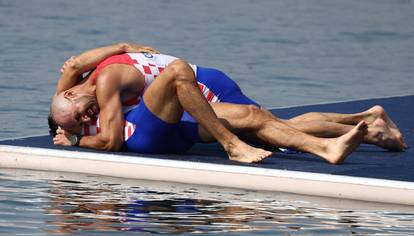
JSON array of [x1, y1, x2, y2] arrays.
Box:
[[48, 113, 58, 137]]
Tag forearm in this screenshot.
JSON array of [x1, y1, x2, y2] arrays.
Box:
[[70, 42, 159, 73], [71, 43, 127, 73], [55, 43, 126, 94], [78, 134, 123, 151], [55, 42, 158, 94], [54, 43, 119, 94]]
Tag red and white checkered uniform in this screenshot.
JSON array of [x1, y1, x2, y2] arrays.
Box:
[[127, 52, 197, 93], [81, 117, 136, 142], [82, 53, 218, 141]]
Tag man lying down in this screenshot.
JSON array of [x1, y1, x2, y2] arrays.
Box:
[[48, 43, 406, 164]]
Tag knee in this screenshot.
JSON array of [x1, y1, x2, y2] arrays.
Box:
[[248, 106, 287, 129], [168, 59, 195, 83], [244, 105, 269, 124], [259, 107, 282, 121]]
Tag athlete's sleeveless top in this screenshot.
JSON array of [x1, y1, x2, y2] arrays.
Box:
[[90, 52, 197, 112], [81, 53, 217, 141]]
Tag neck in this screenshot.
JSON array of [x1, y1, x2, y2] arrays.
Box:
[[78, 80, 96, 95]]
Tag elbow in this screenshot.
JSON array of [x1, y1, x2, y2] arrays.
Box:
[[102, 141, 123, 152], [101, 136, 123, 152], [108, 142, 123, 152]]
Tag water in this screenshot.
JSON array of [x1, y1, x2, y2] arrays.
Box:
[[2, 169, 414, 235], [0, 0, 414, 234]]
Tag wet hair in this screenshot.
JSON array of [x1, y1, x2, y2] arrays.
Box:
[[48, 113, 58, 137]]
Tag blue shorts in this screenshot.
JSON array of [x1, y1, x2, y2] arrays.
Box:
[[124, 66, 260, 154], [196, 67, 260, 106]]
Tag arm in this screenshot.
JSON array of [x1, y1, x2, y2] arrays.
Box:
[[76, 72, 125, 151], [55, 42, 159, 95]]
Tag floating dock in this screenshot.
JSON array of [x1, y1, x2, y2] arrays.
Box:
[[1, 95, 413, 205]]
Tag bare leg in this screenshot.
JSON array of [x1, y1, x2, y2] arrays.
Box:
[[288, 105, 402, 131], [142, 60, 272, 163], [288, 105, 406, 149], [285, 119, 405, 151], [200, 103, 367, 164]]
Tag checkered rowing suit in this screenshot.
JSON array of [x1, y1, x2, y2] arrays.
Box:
[[81, 52, 260, 153]]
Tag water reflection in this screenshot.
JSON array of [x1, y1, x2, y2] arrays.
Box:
[[2, 170, 414, 235], [45, 179, 273, 234]]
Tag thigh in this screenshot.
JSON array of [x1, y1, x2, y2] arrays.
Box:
[[196, 103, 264, 142], [143, 59, 195, 123], [211, 103, 267, 130], [125, 101, 193, 153]]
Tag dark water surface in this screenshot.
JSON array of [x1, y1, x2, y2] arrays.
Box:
[[1, 0, 414, 235]]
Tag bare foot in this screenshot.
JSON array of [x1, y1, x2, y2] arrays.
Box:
[[367, 119, 406, 151], [225, 138, 272, 163], [367, 105, 398, 130], [323, 121, 368, 165], [366, 106, 407, 149]]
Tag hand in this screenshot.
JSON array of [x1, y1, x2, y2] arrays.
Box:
[[52, 127, 73, 146], [60, 56, 76, 74], [124, 43, 160, 54]]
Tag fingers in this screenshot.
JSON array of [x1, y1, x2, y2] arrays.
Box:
[[53, 134, 71, 146], [56, 127, 75, 140], [60, 56, 76, 73], [56, 127, 64, 135], [53, 127, 72, 146]]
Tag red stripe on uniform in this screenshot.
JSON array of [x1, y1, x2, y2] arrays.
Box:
[[158, 67, 164, 73], [142, 65, 152, 74], [128, 126, 132, 138], [198, 83, 205, 91], [207, 91, 215, 101]]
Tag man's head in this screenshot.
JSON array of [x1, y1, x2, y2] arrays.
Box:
[[50, 86, 99, 129]]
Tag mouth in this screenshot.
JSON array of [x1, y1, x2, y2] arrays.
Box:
[[87, 104, 99, 118]]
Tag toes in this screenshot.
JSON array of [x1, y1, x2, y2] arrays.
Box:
[[255, 150, 272, 163], [355, 121, 368, 135], [360, 121, 368, 129]]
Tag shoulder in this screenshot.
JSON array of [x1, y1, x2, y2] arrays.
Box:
[[96, 65, 123, 87], [94, 69, 123, 105]]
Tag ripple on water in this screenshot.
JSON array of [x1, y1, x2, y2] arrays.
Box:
[[1, 170, 414, 235], [1, 0, 414, 234]]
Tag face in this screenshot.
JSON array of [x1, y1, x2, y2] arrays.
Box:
[[52, 88, 99, 129], [66, 90, 100, 125]]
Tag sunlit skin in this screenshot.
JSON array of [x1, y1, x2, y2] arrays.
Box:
[[51, 43, 160, 151], [50, 43, 407, 164], [52, 86, 99, 129]]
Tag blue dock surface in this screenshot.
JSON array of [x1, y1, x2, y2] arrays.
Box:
[[1, 95, 413, 182]]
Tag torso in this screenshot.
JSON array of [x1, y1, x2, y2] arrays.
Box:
[[82, 53, 198, 141], [90, 53, 197, 112]]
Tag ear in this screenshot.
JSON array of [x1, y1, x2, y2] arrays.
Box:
[[80, 114, 91, 123], [63, 90, 76, 99]]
